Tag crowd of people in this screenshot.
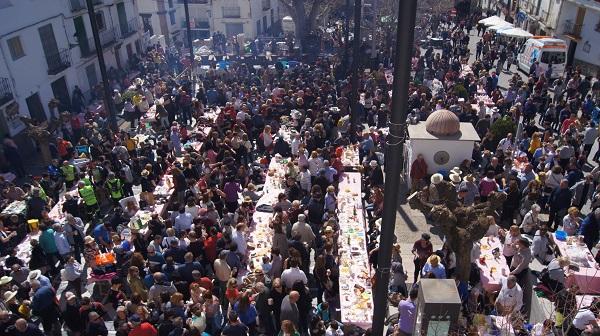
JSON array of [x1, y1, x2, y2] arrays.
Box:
[[0, 4, 600, 336]]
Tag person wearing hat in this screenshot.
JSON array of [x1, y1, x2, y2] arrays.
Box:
[[509, 237, 532, 287], [428, 173, 444, 204], [27, 269, 51, 288], [450, 167, 463, 177], [449, 173, 462, 187], [0, 275, 12, 288], [3, 290, 18, 313]]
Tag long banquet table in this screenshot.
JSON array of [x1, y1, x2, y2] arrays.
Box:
[[337, 172, 373, 328], [554, 233, 600, 294], [477, 235, 510, 292], [247, 157, 291, 270]]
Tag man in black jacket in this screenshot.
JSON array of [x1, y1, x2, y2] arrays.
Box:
[[5, 318, 44, 336], [254, 282, 274, 335]]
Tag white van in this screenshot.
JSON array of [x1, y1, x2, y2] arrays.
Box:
[[282, 16, 295, 35], [517, 37, 567, 79]]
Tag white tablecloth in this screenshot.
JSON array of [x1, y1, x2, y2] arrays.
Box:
[[337, 172, 373, 328]]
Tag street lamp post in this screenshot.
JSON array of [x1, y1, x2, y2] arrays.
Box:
[[343, 0, 351, 75], [183, 0, 195, 96], [349, 0, 362, 136], [86, 0, 118, 131], [371, 0, 418, 334]]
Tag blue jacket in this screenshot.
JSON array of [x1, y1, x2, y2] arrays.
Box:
[[549, 188, 572, 210], [234, 302, 258, 326], [579, 214, 599, 245], [31, 285, 56, 314]]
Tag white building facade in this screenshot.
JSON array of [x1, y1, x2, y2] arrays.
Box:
[[175, 0, 281, 41], [0, 0, 143, 137], [514, 0, 563, 35], [138, 0, 181, 46], [488, 0, 600, 75], [555, 0, 600, 76]]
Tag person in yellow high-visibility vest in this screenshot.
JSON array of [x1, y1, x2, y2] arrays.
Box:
[[78, 181, 98, 220], [106, 172, 123, 206], [61, 160, 77, 189]]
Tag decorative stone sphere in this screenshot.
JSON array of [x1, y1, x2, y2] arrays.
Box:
[[425, 109, 460, 136]]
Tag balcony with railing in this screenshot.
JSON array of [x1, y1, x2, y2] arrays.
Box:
[[262, 0, 271, 11], [80, 28, 117, 57], [0, 77, 14, 106], [563, 19, 583, 39], [69, 0, 103, 12], [222, 6, 241, 18], [119, 18, 139, 39], [46, 48, 71, 75]]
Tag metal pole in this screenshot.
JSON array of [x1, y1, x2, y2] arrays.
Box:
[[371, 0, 417, 334], [349, 0, 361, 135], [86, 0, 117, 131], [343, 0, 351, 75], [183, 0, 195, 96]]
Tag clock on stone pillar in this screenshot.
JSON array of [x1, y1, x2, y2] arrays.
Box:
[[433, 150, 450, 165]]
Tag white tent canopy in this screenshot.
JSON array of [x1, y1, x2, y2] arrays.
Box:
[[498, 27, 534, 38], [488, 24, 513, 32], [478, 15, 512, 27]]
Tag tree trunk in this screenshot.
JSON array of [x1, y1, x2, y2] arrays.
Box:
[[37, 138, 52, 166], [293, 2, 307, 51], [454, 242, 474, 283]]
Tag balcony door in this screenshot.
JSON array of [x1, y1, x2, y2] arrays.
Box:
[[575, 7, 586, 27], [38, 24, 59, 68], [117, 2, 128, 35], [51, 77, 71, 111], [74, 16, 91, 56], [25, 93, 47, 122]]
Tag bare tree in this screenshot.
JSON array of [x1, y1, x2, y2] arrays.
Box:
[[409, 181, 507, 283], [278, 0, 341, 49]]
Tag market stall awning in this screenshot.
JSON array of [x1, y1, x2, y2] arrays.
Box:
[[478, 15, 512, 27], [488, 24, 513, 32], [498, 27, 533, 38]]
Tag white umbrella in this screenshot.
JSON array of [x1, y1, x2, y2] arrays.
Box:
[[488, 24, 514, 32], [479, 16, 512, 27], [478, 15, 501, 25], [498, 27, 534, 38]]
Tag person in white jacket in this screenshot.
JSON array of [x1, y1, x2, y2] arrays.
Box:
[[63, 255, 82, 296], [298, 166, 312, 193], [53, 224, 72, 262]]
